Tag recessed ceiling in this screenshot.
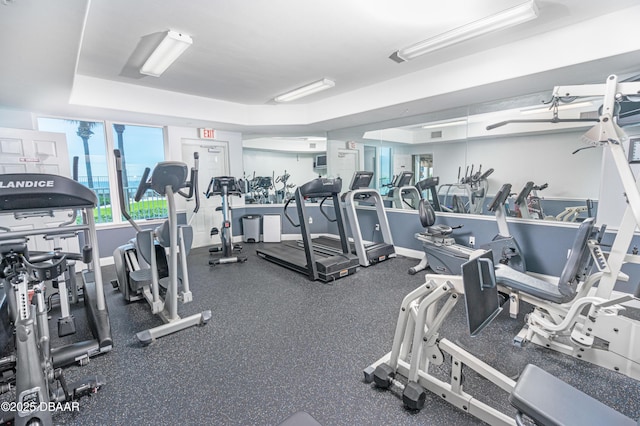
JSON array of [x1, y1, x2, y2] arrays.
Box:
[[1, 0, 640, 135]]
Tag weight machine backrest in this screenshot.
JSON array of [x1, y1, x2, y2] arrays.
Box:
[[556, 217, 596, 298]]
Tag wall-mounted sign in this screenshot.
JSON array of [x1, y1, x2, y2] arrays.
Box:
[[199, 128, 215, 139]]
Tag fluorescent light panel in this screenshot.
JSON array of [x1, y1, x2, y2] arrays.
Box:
[[140, 30, 193, 77], [422, 119, 467, 129], [275, 79, 335, 102], [394, 0, 538, 62]]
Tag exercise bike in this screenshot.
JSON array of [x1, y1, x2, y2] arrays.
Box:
[[205, 176, 247, 265], [409, 183, 526, 275], [0, 244, 105, 425], [111, 150, 212, 344]]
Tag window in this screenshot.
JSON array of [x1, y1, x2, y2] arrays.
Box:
[[37, 118, 112, 223], [111, 124, 166, 219], [37, 118, 166, 224]]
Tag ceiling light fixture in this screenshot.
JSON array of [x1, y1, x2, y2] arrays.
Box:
[[274, 79, 335, 102], [391, 0, 538, 63], [140, 30, 193, 77], [422, 119, 467, 129]]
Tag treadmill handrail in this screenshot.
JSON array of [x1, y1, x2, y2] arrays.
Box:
[[319, 196, 336, 222], [283, 196, 300, 227]]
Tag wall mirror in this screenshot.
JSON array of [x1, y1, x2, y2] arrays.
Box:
[[327, 92, 605, 224], [241, 135, 327, 204]]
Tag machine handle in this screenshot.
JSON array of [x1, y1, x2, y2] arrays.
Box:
[[178, 152, 200, 213], [72, 156, 79, 181], [114, 149, 122, 170], [283, 196, 300, 227], [134, 167, 151, 202], [319, 197, 336, 223], [190, 152, 200, 213]]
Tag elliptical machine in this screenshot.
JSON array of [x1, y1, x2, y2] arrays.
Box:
[[205, 176, 247, 265], [111, 150, 212, 344]]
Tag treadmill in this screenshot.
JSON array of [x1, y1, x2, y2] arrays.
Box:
[[312, 171, 396, 267], [387, 171, 421, 209], [256, 177, 359, 282]]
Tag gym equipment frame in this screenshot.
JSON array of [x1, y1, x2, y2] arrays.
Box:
[[111, 150, 211, 344], [205, 176, 247, 265], [309, 171, 396, 267], [256, 177, 359, 282], [364, 252, 637, 425], [488, 74, 640, 380], [410, 183, 526, 275]]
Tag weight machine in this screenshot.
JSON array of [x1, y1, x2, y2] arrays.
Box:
[[485, 74, 640, 380], [365, 251, 637, 425]]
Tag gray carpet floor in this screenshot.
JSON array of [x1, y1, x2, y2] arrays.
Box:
[[29, 244, 640, 425]]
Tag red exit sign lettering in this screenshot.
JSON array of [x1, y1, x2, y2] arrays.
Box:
[[199, 128, 215, 139]]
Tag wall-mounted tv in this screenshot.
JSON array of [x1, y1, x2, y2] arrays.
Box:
[[314, 154, 327, 169]]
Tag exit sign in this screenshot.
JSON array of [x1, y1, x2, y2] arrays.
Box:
[[199, 128, 215, 139]]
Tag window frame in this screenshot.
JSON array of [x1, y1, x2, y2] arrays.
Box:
[[36, 115, 168, 228]]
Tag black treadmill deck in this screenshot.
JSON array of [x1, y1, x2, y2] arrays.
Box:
[[310, 236, 395, 266], [257, 242, 359, 282]]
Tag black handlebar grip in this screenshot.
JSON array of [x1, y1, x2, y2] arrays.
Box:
[[82, 245, 93, 264], [72, 156, 79, 181], [114, 149, 122, 170], [134, 167, 151, 202]]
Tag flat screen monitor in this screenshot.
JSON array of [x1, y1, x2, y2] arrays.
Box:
[[314, 154, 327, 169]]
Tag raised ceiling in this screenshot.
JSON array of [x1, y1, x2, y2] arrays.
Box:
[[1, 0, 639, 135]]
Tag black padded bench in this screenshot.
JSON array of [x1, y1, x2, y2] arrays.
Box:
[[510, 364, 637, 426], [495, 217, 596, 304]]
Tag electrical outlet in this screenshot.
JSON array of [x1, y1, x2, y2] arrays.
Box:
[[308, 216, 313, 224], [375, 223, 380, 231], [469, 236, 475, 247]]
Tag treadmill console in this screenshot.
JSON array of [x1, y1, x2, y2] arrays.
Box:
[[299, 178, 342, 198], [348, 171, 373, 190], [394, 171, 414, 187]]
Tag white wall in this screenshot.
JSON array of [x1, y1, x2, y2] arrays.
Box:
[[0, 108, 36, 130], [167, 126, 243, 175], [242, 149, 319, 187], [398, 130, 602, 200]]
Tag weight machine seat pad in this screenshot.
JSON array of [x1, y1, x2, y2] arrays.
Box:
[[278, 411, 322, 426], [495, 264, 568, 304], [510, 364, 636, 426]]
